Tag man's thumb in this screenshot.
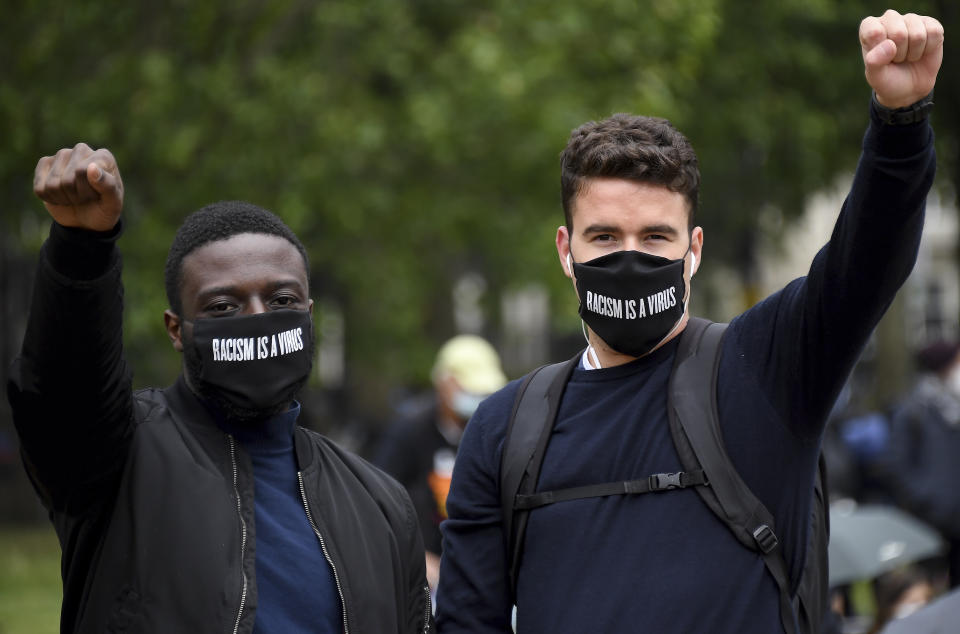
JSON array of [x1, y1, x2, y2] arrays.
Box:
[[86, 162, 119, 197], [864, 39, 896, 69]]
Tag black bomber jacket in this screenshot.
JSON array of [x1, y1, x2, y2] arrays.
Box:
[[7, 225, 433, 633]]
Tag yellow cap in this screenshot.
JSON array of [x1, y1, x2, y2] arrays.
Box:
[[433, 335, 508, 395]]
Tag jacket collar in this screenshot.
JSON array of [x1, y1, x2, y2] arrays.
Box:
[[164, 376, 221, 433], [164, 375, 318, 470]]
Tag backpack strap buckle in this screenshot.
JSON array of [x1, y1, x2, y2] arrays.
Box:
[[752, 524, 779, 554], [648, 472, 684, 491]]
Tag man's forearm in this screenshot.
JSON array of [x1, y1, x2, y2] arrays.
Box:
[[8, 221, 133, 510]]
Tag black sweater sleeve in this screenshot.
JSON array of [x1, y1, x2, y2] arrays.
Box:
[[731, 104, 935, 442], [714, 102, 936, 593], [6, 221, 134, 513]]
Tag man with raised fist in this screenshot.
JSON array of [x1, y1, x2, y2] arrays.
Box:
[[9, 147, 433, 632], [436, 10, 943, 634]]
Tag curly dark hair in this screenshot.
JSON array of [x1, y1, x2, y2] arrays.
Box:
[[560, 113, 700, 231], [163, 200, 309, 314]]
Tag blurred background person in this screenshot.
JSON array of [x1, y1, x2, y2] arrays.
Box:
[[867, 566, 935, 634], [882, 340, 960, 589], [374, 335, 507, 592], [880, 583, 960, 633]]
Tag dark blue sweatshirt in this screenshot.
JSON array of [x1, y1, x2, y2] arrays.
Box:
[[436, 107, 935, 633]]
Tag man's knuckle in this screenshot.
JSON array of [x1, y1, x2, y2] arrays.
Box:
[[34, 158, 51, 178], [889, 27, 907, 43], [95, 149, 117, 168], [860, 19, 881, 39]]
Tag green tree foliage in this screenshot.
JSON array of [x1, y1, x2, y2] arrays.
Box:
[[1, 1, 955, 418]]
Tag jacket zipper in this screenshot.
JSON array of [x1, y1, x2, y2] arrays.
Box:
[[227, 436, 249, 634], [422, 584, 432, 633], [298, 472, 350, 634]]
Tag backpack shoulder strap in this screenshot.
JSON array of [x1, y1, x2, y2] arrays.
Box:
[[796, 453, 829, 633], [668, 318, 776, 549], [500, 353, 579, 599], [667, 317, 798, 634]]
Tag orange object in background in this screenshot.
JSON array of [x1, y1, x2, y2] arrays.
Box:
[[428, 449, 456, 519]]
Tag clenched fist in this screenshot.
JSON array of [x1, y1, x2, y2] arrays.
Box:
[[860, 10, 944, 108], [33, 143, 124, 232]]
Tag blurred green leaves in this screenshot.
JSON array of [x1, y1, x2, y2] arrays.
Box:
[[2, 0, 955, 414]]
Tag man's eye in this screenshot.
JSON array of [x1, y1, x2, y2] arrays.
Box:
[[272, 295, 297, 307], [209, 302, 236, 312], [594, 234, 615, 242]]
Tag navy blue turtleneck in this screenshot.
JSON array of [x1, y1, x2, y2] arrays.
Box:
[[218, 404, 342, 633]]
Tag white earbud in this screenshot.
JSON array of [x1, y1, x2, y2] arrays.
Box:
[[566, 253, 573, 276], [690, 252, 697, 276]]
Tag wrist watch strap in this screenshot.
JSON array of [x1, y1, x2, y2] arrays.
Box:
[[872, 91, 935, 125]]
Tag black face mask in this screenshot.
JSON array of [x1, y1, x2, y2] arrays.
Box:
[[570, 249, 689, 358], [182, 310, 314, 423]]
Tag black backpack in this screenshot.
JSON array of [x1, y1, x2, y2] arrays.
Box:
[[499, 317, 829, 634]]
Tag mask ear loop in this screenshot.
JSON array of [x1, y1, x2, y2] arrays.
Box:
[[579, 320, 602, 369], [569, 250, 602, 369], [648, 250, 693, 354], [649, 300, 689, 354]]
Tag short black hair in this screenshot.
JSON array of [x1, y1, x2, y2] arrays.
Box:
[[164, 200, 310, 314], [560, 113, 700, 231]]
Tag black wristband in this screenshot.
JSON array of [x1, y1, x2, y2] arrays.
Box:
[[872, 91, 934, 125]]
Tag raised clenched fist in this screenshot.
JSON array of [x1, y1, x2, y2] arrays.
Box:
[[33, 143, 124, 232], [860, 10, 944, 109]]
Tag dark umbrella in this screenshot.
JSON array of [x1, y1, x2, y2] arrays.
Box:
[[829, 502, 945, 587], [881, 587, 960, 633]]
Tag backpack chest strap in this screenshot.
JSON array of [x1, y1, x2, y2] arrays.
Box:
[[513, 469, 708, 510]]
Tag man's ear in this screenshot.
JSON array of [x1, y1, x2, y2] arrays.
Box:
[[690, 226, 704, 276], [556, 225, 573, 279], [163, 309, 184, 352]]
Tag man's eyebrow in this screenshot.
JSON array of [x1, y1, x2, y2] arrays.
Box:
[[580, 223, 620, 236], [196, 284, 240, 299], [580, 223, 680, 236], [197, 279, 307, 299], [641, 224, 680, 236], [264, 279, 308, 293]]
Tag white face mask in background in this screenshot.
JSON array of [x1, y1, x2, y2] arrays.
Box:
[[451, 390, 487, 421]]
